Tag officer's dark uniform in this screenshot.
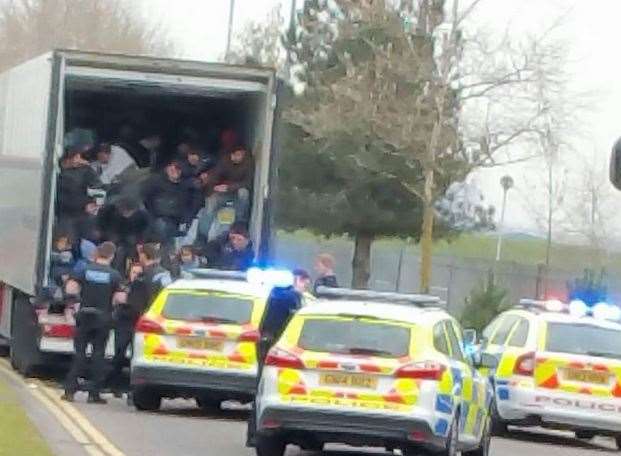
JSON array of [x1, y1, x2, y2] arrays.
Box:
[[64, 262, 122, 401], [143, 263, 173, 304], [246, 285, 302, 447], [108, 275, 148, 393], [107, 264, 170, 392]]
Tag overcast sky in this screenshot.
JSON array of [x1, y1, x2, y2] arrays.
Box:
[[142, 0, 621, 234]]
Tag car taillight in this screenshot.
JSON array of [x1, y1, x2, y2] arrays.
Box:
[[514, 351, 535, 376], [135, 316, 163, 334], [239, 329, 261, 343], [42, 324, 74, 338], [395, 361, 446, 380], [265, 347, 305, 369]]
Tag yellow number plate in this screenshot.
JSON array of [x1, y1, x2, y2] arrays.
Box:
[[177, 337, 223, 351], [319, 373, 378, 389], [565, 369, 609, 384]]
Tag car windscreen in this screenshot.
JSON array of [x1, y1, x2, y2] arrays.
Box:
[[546, 322, 621, 360], [162, 292, 254, 325], [298, 318, 410, 358]]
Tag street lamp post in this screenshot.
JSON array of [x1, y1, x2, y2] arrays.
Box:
[[225, 0, 236, 62], [495, 175, 514, 262]]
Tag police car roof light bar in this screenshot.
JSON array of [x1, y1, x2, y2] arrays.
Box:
[[187, 268, 247, 282], [316, 286, 444, 308]]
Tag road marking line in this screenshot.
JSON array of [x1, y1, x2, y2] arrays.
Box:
[[37, 382, 126, 456], [0, 359, 126, 456], [29, 386, 91, 445]]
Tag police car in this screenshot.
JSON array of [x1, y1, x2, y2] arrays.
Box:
[[254, 288, 495, 456], [480, 298, 621, 446], [130, 268, 288, 411]]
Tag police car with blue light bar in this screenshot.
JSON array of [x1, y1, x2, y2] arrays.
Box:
[[129, 268, 294, 411], [253, 287, 495, 456], [478, 297, 621, 447]]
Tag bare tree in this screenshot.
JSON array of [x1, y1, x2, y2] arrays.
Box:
[[562, 151, 621, 265], [0, 0, 173, 70], [286, 0, 571, 291], [228, 5, 285, 70]]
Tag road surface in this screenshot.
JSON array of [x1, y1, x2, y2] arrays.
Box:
[[66, 395, 616, 456]]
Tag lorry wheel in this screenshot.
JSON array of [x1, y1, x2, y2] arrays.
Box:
[[132, 388, 161, 411], [255, 435, 286, 456], [11, 296, 40, 377], [9, 341, 19, 370]]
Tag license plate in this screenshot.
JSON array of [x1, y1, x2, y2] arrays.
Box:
[[217, 209, 235, 224], [177, 337, 223, 351], [319, 373, 378, 389], [565, 369, 609, 384]]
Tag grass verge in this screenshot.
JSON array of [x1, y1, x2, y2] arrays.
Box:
[[0, 376, 54, 456]]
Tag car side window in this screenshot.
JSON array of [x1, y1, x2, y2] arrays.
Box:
[[491, 315, 520, 345], [445, 321, 465, 362], [482, 316, 504, 340], [433, 322, 450, 356], [507, 318, 530, 347]]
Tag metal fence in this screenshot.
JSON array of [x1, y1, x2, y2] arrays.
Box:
[[274, 234, 621, 317]]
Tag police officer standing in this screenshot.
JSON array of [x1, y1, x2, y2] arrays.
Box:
[[246, 269, 312, 447], [107, 263, 146, 395], [139, 243, 173, 304], [62, 242, 122, 404]]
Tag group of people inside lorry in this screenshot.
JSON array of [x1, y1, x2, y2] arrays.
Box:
[[52, 124, 256, 292]]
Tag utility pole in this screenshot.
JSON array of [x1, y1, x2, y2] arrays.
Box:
[[285, 0, 297, 80], [495, 175, 514, 262], [225, 0, 236, 62]]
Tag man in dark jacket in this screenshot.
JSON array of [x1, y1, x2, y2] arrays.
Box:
[[57, 148, 102, 222], [197, 147, 253, 239], [201, 223, 254, 271], [246, 269, 311, 447], [97, 197, 153, 272], [313, 253, 339, 295], [142, 160, 200, 245], [107, 263, 147, 395], [178, 142, 214, 180], [139, 243, 173, 305], [62, 242, 122, 404]]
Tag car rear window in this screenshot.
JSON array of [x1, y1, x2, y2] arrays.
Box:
[[298, 318, 410, 358], [163, 292, 254, 325], [546, 322, 621, 360]]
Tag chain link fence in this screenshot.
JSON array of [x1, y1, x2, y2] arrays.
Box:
[[274, 234, 621, 317]]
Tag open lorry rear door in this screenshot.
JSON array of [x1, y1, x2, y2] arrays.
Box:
[[0, 52, 61, 295]]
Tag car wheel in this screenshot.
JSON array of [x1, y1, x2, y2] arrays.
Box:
[[490, 399, 508, 436], [196, 396, 222, 411], [255, 434, 286, 456], [464, 416, 491, 456], [615, 434, 621, 450], [575, 431, 596, 440], [425, 414, 459, 456], [132, 388, 161, 411]]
